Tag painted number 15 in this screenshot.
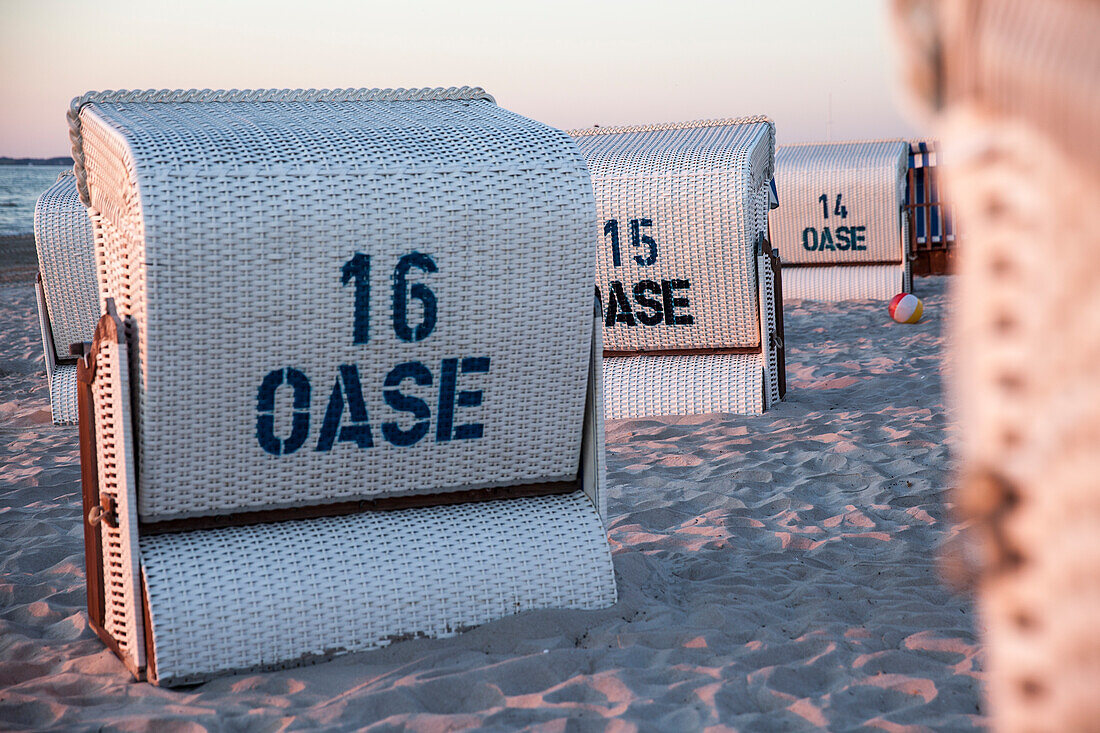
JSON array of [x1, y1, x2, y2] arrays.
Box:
[[604, 218, 658, 267]]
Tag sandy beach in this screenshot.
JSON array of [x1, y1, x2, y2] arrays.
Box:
[[0, 236, 38, 284], [0, 268, 984, 730]]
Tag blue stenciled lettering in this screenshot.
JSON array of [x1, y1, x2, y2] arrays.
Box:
[[629, 218, 658, 266], [851, 225, 867, 250], [603, 278, 692, 327], [255, 251, 500, 455], [632, 280, 663, 326], [820, 193, 848, 219], [436, 358, 459, 442], [803, 225, 868, 252], [836, 226, 851, 250], [382, 361, 432, 446], [392, 252, 438, 342], [436, 357, 490, 441], [315, 364, 374, 452], [454, 357, 489, 440], [661, 279, 694, 325], [604, 219, 622, 267], [802, 227, 818, 251], [256, 358, 490, 453], [604, 218, 658, 267], [341, 253, 371, 344], [256, 367, 311, 456], [605, 281, 636, 327]]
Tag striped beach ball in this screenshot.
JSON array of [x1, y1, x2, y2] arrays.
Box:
[[889, 293, 924, 323]]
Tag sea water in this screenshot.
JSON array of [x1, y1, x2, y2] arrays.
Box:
[[0, 166, 71, 236]]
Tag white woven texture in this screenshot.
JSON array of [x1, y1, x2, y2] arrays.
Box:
[[92, 333, 146, 674], [33, 172, 98, 424], [603, 353, 764, 419], [67, 87, 498, 206], [140, 491, 617, 686], [72, 88, 597, 522], [783, 264, 907, 302], [570, 118, 774, 351], [33, 172, 99, 359], [48, 364, 79, 425], [773, 140, 909, 266], [34, 276, 80, 425]]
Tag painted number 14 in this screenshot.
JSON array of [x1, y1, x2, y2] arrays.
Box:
[[819, 193, 848, 219]]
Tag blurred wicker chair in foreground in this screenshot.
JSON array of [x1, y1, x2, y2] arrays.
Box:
[[32, 171, 98, 425], [68, 86, 617, 685], [772, 140, 912, 301], [893, 0, 1100, 729], [570, 118, 786, 418]]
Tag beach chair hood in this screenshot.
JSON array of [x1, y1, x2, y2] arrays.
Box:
[[69, 87, 597, 523]]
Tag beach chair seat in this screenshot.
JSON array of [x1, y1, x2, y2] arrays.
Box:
[[32, 172, 98, 425], [68, 86, 616, 685], [772, 140, 912, 301], [570, 118, 785, 418]]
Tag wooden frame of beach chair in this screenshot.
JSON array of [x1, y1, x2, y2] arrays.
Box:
[[904, 141, 958, 276], [32, 171, 99, 425], [66, 87, 617, 686], [772, 140, 913, 301], [570, 118, 785, 418]]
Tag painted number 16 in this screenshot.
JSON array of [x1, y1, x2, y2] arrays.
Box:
[[341, 251, 438, 345]]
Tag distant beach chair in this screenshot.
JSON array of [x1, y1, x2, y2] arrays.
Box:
[[570, 118, 785, 418], [67, 87, 616, 685], [32, 171, 98, 425], [905, 140, 958, 276], [771, 140, 912, 301]]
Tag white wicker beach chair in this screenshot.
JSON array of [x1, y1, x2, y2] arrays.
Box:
[[32, 172, 98, 425], [772, 140, 912, 301], [67, 86, 616, 686], [569, 118, 785, 419]]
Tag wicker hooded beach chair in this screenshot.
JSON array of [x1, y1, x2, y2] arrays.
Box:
[[67, 86, 616, 686], [569, 118, 785, 418], [772, 140, 912, 301], [33, 171, 98, 425], [893, 1, 1100, 729]]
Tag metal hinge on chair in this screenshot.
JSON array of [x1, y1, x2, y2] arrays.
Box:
[[87, 494, 118, 528], [770, 329, 783, 352]]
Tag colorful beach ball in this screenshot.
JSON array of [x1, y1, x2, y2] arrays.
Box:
[[889, 293, 924, 323]]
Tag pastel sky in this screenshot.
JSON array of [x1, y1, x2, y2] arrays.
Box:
[[0, 0, 921, 157]]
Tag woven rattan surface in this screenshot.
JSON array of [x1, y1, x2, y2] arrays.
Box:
[[570, 118, 774, 352], [72, 88, 596, 522], [773, 141, 909, 266], [33, 172, 99, 360], [33, 172, 98, 424], [48, 364, 79, 425], [603, 353, 764, 418], [140, 491, 616, 686], [782, 264, 907, 302]]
